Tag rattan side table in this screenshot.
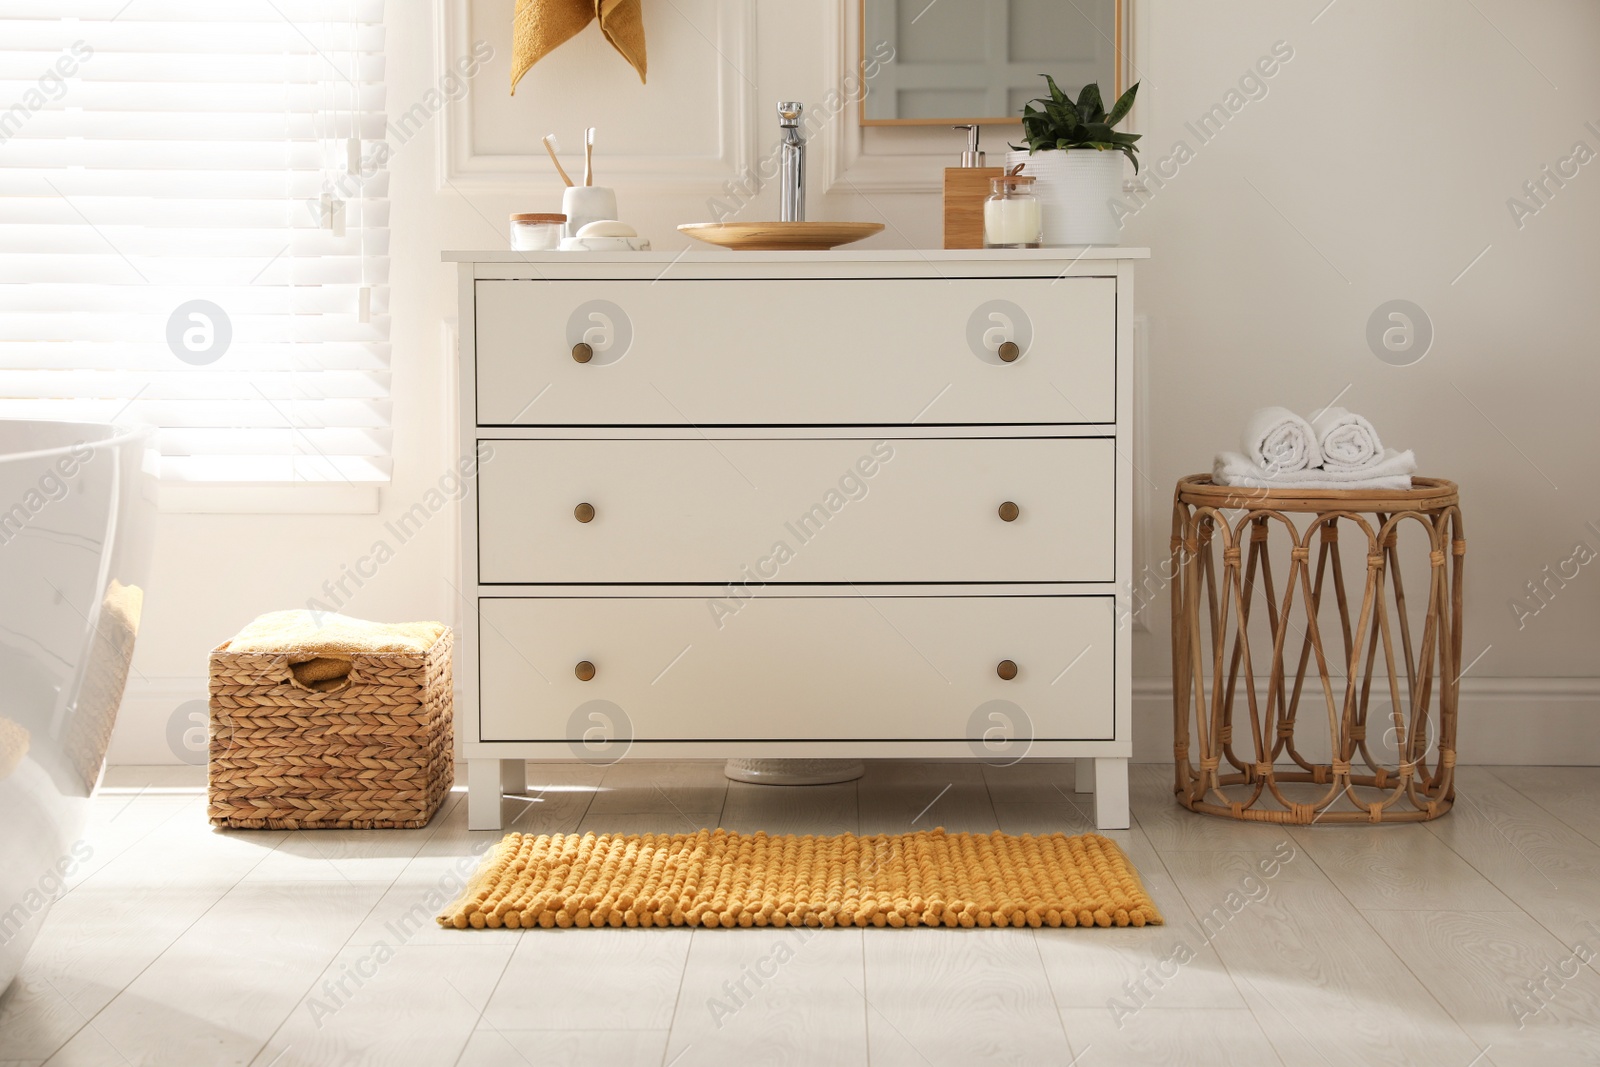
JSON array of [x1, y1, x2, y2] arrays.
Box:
[[1171, 475, 1464, 824]]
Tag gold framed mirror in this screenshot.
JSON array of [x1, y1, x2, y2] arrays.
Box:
[[859, 0, 1124, 127]]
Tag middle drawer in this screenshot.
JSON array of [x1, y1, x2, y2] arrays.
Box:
[[477, 436, 1114, 584]]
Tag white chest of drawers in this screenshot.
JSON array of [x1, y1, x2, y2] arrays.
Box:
[[447, 249, 1146, 830]]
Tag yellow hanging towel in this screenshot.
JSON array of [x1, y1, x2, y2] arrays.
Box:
[[511, 0, 647, 91]]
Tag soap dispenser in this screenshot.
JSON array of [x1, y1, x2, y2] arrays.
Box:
[[943, 125, 1003, 249]]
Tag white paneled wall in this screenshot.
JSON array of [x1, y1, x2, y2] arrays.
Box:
[[440, 0, 757, 191], [110, 0, 1600, 763]]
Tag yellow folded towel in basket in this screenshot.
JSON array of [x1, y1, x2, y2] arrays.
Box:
[[224, 611, 448, 691], [0, 717, 29, 781], [511, 0, 647, 91]]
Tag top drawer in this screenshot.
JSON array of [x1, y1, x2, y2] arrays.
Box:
[[472, 276, 1116, 426]]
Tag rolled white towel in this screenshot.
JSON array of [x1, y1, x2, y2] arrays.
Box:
[[1240, 406, 1321, 475], [1311, 406, 1384, 472], [1213, 448, 1417, 491]]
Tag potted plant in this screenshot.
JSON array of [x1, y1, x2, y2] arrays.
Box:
[[1007, 77, 1140, 246]]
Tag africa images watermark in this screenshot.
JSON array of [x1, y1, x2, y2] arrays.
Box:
[[0, 40, 93, 145], [0, 440, 94, 548], [313, 39, 494, 229], [706, 40, 895, 223], [303, 844, 495, 1028], [705, 441, 896, 629], [1507, 520, 1600, 630], [1505, 119, 1600, 231], [704, 832, 929, 1031], [706, 923, 831, 1029], [1111, 40, 1296, 228], [1507, 920, 1600, 1030], [1108, 839, 1297, 1029], [0, 840, 95, 948], [305, 443, 496, 621]]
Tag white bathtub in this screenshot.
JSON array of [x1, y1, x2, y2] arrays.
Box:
[[0, 420, 155, 992]]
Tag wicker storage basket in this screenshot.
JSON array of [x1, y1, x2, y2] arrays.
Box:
[[207, 628, 454, 829]]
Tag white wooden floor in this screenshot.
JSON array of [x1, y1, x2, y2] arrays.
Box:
[[3, 761, 1599, 1066]]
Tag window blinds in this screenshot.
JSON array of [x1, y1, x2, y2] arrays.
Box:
[[0, 0, 391, 484]]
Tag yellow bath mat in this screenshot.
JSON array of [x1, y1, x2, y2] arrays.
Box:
[[437, 828, 1162, 930]]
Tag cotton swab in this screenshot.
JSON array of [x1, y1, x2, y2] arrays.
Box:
[[541, 134, 574, 187]]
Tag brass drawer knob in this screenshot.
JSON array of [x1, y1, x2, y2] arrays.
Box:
[[997, 659, 1018, 681], [572, 342, 594, 363], [575, 660, 596, 682], [997, 340, 1020, 362], [998, 501, 1020, 522], [574, 502, 596, 523]]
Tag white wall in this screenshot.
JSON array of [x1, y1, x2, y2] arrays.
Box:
[[110, 0, 1600, 763]]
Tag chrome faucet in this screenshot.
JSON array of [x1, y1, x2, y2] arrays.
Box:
[[777, 101, 805, 222]]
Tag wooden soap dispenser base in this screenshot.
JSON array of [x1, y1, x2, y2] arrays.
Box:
[[943, 125, 1003, 250]]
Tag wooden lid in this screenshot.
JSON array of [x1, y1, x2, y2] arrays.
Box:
[[510, 213, 566, 223]]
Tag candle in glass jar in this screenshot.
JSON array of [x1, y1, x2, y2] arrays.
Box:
[[983, 174, 1042, 248], [984, 197, 1042, 247]]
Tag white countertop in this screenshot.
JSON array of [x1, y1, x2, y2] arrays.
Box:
[[443, 247, 1150, 263]]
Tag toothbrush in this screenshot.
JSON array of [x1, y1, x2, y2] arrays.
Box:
[[583, 127, 595, 187], [541, 134, 574, 187]]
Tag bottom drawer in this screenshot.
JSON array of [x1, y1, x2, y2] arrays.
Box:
[[477, 595, 1115, 745]]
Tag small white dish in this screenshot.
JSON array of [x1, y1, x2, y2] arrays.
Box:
[[558, 236, 651, 252], [576, 219, 637, 238]]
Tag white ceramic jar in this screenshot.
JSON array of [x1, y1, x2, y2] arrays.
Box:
[[560, 187, 618, 239]]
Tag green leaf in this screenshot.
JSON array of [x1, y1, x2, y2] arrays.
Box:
[[1045, 98, 1080, 128], [1105, 81, 1140, 127], [1019, 74, 1139, 158], [1076, 83, 1105, 122]]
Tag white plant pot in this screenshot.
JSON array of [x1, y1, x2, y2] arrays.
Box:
[[1005, 149, 1125, 246]]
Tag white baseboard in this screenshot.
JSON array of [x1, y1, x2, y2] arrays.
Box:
[[107, 677, 209, 766], [107, 676, 1600, 767], [1133, 676, 1600, 766]]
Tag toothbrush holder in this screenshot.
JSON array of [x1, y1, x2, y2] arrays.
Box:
[[561, 186, 618, 239]]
